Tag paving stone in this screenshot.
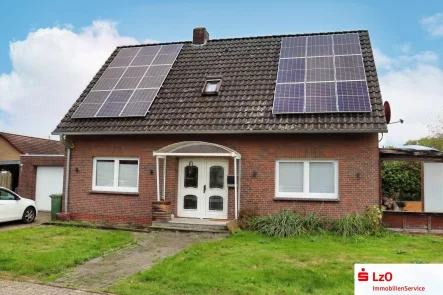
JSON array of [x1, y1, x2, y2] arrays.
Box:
[[0, 280, 103, 295], [54, 230, 224, 291]]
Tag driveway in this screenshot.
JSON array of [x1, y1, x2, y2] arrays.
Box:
[[0, 211, 50, 232]]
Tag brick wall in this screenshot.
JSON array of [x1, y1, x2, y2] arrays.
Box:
[[17, 155, 65, 199], [65, 133, 379, 225]]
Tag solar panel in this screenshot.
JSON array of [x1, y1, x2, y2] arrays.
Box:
[[273, 83, 305, 114], [72, 44, 183, 118], [273, 33, 371, 114], [305, 82, 337, 113], [337, 81, 371, 112]]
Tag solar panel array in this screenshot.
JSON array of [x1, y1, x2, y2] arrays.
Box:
[[72, 44, 183, 118], [273, 33, 371, 114]]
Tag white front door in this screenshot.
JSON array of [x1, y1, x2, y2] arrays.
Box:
[[178, 158, 228, 219], [35, 166, 64, 211]]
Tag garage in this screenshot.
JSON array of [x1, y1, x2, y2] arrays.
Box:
[[35, 166, 64, 211]]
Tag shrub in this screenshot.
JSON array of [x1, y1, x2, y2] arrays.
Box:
[[238, 207, 259, 229], [365, 205, 383, 234], [329, 213, 371, 237], [249, 210, 324, 237]]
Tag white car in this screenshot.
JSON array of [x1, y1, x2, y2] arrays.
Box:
[[0, 186, 38, 223]]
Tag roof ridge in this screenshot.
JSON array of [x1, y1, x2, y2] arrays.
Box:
[[0, 131, 60, 142], [117, 29, 368, 49]]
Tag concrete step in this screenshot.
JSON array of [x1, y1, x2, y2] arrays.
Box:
[[151, 221, 229, 233]]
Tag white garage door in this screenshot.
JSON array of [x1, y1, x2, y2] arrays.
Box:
[[424, 163, 443, 213], [35, 166, 64, 211]]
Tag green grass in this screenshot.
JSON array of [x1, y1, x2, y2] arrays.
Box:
[[0, 226, 133, 282], [109, 231, 443, 295]]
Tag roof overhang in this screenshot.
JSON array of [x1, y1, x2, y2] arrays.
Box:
[[0, 160, 20, 165], [53, 128, 387, 136], [380, 148, 443, 162]]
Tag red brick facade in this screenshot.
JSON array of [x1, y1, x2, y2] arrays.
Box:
[[17, 155, 65, 199], [64, 133, 379, 225]]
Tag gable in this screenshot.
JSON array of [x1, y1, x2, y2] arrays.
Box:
[[53, 30, 387, 135], [0, 136, 20, 161]]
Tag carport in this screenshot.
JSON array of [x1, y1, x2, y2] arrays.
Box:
[[380, 146, 443, 234]]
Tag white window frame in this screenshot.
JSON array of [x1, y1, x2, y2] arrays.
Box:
[[92, 157, 139, 193], [275, 160, 338, 200]]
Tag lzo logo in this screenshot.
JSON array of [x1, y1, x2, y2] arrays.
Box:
[[358, 268, 393, 282]]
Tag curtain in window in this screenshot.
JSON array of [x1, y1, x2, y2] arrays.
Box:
[[118, 160, 138, 188], [279, 162, 303, 192], [96, 160, 114, 186], [309, 162, 334, 193]]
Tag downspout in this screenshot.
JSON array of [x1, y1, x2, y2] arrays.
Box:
[[64, 147, 71, 213]]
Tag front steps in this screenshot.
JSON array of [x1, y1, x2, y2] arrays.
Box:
[[150, 218, 230, 234]]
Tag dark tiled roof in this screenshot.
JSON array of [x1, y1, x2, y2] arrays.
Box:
[[53, 30, 387, 134], [0, 132, 64, 155]]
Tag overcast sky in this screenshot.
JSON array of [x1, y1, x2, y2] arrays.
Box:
[[0, 0, 443, 146]]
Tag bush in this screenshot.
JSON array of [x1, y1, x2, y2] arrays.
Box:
[[238, 207, 259, 229], [249, 210, 324, 237], [248, 206, 384, 238], [329, 213, 372, 237], [329, 206, 384, 237]]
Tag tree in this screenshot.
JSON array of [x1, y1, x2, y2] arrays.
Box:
[[405, 137, 443, 151], [382, 161, 421, 201]]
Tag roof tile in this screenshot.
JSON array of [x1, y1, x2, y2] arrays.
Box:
[[54, 31, 387, 134]]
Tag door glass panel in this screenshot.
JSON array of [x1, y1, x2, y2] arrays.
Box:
[[184, 195, 197, 209], [209, 196, 223, 211], [184, 165, 198, 188], [209, 166, 224, 189]]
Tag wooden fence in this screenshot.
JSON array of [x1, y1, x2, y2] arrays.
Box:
[[383, 211, 443, 234], [0, 171, 12, 189]]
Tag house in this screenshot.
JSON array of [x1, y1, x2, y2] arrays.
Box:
[[0, 132, 65, 211], [53, 28, 387, 225]]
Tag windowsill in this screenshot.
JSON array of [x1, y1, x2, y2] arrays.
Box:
[[89, 190, 139, 196], [273, 197, 339, 202]]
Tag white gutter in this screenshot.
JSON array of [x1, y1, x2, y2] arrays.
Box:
[[20, 154, 64, 157], [53, 129, 388, 136]]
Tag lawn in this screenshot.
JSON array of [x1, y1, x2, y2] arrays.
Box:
[[0, 226, 133, 281], [109, 231, 443, 295]]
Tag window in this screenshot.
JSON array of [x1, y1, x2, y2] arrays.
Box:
[[0, 189, 16, 200], [276, 160, 338, 199], [202, 79, 222, 95], [93, 158, 139, 193]]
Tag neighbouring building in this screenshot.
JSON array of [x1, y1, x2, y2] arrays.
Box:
[[0, 132, 65, 211]]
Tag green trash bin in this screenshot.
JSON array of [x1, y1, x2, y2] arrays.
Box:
[[50, 194, 62, 221]]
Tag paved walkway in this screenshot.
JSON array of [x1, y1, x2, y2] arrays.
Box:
[[0, 280, 104, 295], [54, 230, 224, 291], [0, 212, 50, 232]]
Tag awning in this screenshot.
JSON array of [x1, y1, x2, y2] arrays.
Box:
[[153, 141, 241, 158]]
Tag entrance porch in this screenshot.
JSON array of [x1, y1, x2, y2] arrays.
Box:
[[152, 141, 241, 223]]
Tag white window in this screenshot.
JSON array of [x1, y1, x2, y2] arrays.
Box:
[[275, 160, 338, 199], [93, 158, 139, 193]]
